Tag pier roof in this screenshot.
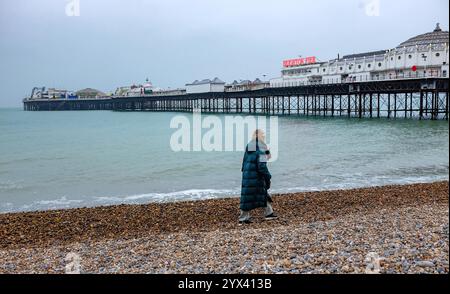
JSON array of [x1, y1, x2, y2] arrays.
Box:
[[397, 23, 449, 48], [186, 77, 225, 86], [342, 50, 387, 60], [76, 88, 107, 97]]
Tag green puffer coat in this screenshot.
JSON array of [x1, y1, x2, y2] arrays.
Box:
[[240, 140, 272, 211]]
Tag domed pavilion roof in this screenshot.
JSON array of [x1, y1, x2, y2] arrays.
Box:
[[397, 23, 449, 48]]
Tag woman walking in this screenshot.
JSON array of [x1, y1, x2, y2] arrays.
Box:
[[239, 129, 277, 224]]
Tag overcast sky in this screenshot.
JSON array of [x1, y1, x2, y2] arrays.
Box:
[[0, 0, 448, 107]]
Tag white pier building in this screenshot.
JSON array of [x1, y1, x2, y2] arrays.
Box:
[[270, 24, 449, 87]]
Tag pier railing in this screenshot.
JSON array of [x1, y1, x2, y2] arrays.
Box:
[[271, 70, 445, 88]]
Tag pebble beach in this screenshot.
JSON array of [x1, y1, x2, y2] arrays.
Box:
[[0, 181, 448, 274]]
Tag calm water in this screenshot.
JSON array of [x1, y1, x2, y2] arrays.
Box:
[[0, 108, 448, 213]]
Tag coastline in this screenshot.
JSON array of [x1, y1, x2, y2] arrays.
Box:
[[0, 181, 448, 273]]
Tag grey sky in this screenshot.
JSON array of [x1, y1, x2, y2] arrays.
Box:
[[0, 0, 448, 107]]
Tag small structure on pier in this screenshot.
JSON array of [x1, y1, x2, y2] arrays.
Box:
[[76, 88, 107, 98], [114, 79, 155, 97], [185, 78, 225, 94], [225, 79, 269, 92]]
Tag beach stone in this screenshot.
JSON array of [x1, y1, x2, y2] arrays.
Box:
[[416, 261, 435, 268]]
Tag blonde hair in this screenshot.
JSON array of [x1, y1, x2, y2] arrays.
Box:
[[252, 129, 265, 143]]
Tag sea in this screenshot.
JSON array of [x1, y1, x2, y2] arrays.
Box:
[[0, 108, 448, 213]]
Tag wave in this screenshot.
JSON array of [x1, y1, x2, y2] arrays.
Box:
[[0, 180, 26, 191], [35, 196, 84, 206], [11, 196, 84, 213], [1, 175, 447, 214], [94, 188, 237, 204], [275, 174, 449, 194], [0, 156, 67, 166], [0, 189, 237, 213]]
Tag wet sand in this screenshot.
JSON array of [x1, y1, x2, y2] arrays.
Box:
[[0, 181, 448, 273]]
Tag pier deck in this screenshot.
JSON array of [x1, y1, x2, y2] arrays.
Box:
[[23, 78, 449, 120]]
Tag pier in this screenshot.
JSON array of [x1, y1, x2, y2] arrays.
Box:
[[24, 78, 449, 120]]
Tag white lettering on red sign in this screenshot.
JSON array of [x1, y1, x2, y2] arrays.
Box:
[[283, 56, 316, 67]]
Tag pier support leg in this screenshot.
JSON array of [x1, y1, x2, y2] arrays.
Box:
[[419, 91, 424, 120], [394, 93, 397, 118], [404, 93, 408, 118], [377, 93, 380, 118], [446, 91, 449, 120], [347, 95, 351, 118], [358, 94, 362, 119], [387, 93, 391, 119], [331, 95, 335, 117]]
